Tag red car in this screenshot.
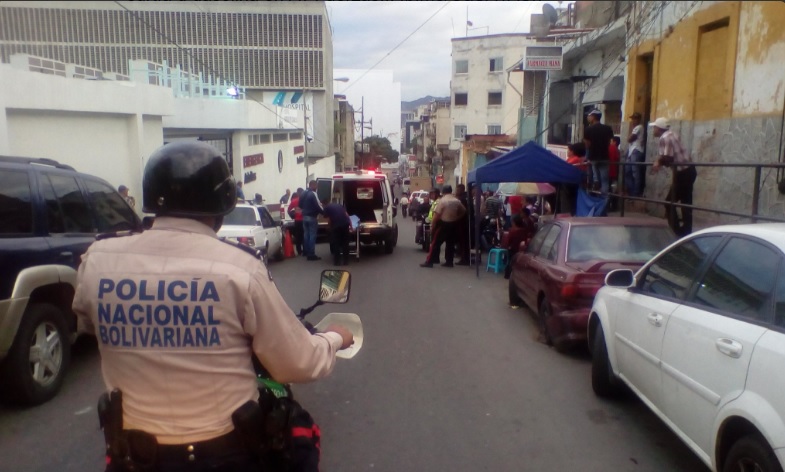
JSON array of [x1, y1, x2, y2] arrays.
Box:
[[508, 216, 675, 352]]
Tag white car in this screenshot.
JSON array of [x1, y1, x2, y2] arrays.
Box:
[[588, 223, 785, 472], [218, 203, 283, 262]]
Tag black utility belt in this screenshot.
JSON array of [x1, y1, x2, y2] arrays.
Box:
[[157, 430, 246, 463]]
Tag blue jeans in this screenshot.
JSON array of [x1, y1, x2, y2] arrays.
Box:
[[591, 162, 610, 194], [625, 149, 645, 197], [303, 215, 318, 257]]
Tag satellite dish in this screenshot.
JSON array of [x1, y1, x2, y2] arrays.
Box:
[[542, 3, 559, 25]]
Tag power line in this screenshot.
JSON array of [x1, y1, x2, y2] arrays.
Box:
[[340, 1, 452, 94], [114, 1, 337, 150]]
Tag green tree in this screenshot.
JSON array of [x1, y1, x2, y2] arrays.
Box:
[[363, 136, 399, 164]]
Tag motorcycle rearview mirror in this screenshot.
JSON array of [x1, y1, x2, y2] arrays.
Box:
[[319, 270, 351, 304]]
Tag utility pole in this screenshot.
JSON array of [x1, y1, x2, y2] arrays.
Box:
[[303, 87, 309, 186], [359, 96, 364, 170]]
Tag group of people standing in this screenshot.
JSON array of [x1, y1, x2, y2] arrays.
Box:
[[287, 181, 353, 265], [418, 185, 472, 268], [567, 109, 696, 236]]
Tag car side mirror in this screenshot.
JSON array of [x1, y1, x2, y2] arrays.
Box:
[[142, 216, 155, 230], [605, 269, 634, 288], [319, 270, 351, 304]]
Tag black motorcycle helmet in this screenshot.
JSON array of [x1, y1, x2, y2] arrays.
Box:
[[142, 141, 237, 217]]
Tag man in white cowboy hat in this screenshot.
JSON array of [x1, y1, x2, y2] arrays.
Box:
[[650, 117, 697, 236]]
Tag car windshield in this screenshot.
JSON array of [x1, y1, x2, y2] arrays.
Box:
[[567, 225, 674, 262], [223, 207, 258, 226]]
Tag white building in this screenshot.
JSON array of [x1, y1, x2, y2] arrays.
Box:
[[449, 34, 545, 149], [0, 0, 339, 190], [0, 56, 337, 211], [333, 69, 402, 153]]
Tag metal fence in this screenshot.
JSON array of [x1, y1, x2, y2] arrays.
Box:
[[602, 161, 785, 224]]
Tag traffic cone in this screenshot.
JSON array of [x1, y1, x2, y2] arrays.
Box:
[[283, 229, 295, 258]]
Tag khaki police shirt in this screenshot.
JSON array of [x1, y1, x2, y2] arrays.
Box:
[[72, 217, 343, 445], [434, 194, 466, 223]]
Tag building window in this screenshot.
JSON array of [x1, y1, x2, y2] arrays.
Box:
[[487, 125, 502, 135], [454, 125, 467, 140], [248, 135, 253, 146], [455, 60, 468, 74], [289, 132, 303, 141], [259, 134, 271, 143], [488, 92, 502, 106], [253, 134, 260, 145], [454, 93, 468, 106], [273, 133, 288, 142], [489, 57, 503, 72]]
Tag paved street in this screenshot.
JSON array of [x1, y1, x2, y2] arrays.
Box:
[[0, 216, 708, 472]]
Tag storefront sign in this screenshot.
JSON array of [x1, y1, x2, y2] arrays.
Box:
[[524, 57, 563, 70]]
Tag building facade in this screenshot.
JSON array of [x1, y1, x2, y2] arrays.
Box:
[[0, 0, 338, 160], [449, 34, 544, 147], [624, 1, 785, 227]]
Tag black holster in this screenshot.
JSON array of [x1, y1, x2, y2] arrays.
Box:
[[97, 389, 157, 472]]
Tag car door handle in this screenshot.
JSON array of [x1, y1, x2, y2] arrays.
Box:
[[716, 338, 743, 358], [647, 313, 664, 327]]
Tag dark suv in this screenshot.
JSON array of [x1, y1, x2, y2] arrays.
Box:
[[0, 156, 141, 406]]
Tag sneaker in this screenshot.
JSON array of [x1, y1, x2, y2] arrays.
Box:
[[419, 262, 433, 268]]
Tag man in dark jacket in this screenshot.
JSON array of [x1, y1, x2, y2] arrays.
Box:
[[583, 109, 614, 194], [298, 180, 323, 261], [323, 197, 352, 266]]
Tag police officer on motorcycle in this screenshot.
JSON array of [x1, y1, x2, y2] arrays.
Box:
[[72, 141, 353, 472]]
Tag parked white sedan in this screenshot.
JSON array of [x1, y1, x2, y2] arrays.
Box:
[[588, 223, 785, 472], [218, 203, 283, 262]]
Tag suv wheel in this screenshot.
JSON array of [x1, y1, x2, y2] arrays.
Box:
[[0, 303, 71, 406]]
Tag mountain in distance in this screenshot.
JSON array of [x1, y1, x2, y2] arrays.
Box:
[[401, 95, 449, 111]]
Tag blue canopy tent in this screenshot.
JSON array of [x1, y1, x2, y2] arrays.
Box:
[[466, 141, 583, 276]]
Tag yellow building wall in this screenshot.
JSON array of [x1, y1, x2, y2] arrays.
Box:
[[733, 2, 785, 116]]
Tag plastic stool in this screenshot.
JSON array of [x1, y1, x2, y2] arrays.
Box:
[[486, 248, 509, 274]]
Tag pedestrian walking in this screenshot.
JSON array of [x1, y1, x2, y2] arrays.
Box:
[[650, 117, 697, 237], [400, 193, 409, 217], [455, 184, 471, 266]]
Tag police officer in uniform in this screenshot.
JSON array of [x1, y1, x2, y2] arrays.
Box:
[[72, 141, 353, 472]]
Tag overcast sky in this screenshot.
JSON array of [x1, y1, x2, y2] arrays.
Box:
[[327, 1, 563, 101]]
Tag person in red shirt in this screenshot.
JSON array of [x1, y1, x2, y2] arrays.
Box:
[[504, 213, 534, 279], [287, 188, 304, 255], [609, 136, 621, 182]]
